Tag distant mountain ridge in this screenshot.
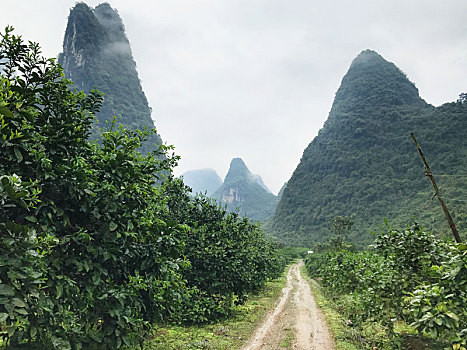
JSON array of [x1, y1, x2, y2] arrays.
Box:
[[59, 3, 162, 153], [253, 174, 272, 193], [182, 168, 223, 196], [213, 158, 278, 222], [271, 50, 467, 246]]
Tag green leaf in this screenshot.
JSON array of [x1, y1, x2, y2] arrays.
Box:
[[30, 326, 37, 338], [109, 221, 118, 231], [56, 284, 63, 299], [15, 308, 28, 315], [122, 335, 131, 346], [0, 312, 8, 322], [11, 297, 27, 308], [0, 284, 14, 296], [88, 331, 103, 343], [0, 106, 13, 118], [6, 325, 16, 337], [92, 274, 101, 286], [446, 312, 459, 321], [14, 147, 23, 162], [25, 215, 38, 223], [83, 188, 95, 196]]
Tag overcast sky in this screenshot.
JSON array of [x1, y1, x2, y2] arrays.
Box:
[[2, 1, 466, 194]]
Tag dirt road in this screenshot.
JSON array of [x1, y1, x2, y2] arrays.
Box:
[[242, 260, 335, 350]]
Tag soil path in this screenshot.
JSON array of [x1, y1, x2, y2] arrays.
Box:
[[242, 260, 335, 350]]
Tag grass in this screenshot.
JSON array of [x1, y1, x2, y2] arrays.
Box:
[[300, 264, 451, 350], [278, 326, 293, 349], [141, 265, 290, 350]]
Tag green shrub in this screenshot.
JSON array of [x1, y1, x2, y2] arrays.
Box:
[[0, 26, 185, 349], [161, 179, 283, 323], [305, 222, 467, 348]]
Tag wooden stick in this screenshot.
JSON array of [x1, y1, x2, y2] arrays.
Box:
[[411, 132, 462, 243]]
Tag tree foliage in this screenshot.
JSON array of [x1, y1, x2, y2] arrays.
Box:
[[305, 222, 467, 349], [160, 179, 283, 323], [0, 27, 281, 349], [0, 26, 186, 348]]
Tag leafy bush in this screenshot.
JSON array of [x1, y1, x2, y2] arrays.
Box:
[[0, 26, 186, 348], [404, 243, 467, 346], [161, 179, 283, 323], [305, 222, 467, 348], [0, 27, 282, 348]]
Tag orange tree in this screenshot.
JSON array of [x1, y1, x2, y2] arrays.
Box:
[[0, 27, 284, 349], [160, 178, 283, 323], [0, 27, 186, 349]]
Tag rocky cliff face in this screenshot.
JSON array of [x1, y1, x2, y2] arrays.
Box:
[[59, 3, 162, 153], [272, 50, 467, 246], [222, 187, 242, 203]]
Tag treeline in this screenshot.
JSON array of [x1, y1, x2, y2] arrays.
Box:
[[305, 223, 466, 349], [0, 28, 282, 349]]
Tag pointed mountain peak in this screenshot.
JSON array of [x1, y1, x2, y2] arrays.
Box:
[[213, 158, 278, 221], [350, 49, 385, 68], [60, 2, 162, 153], [230, 157, 248, 169], [94, 3, 128, 43], [224, 158, 253, 184], [333, 49, 425, 109], [70, 2, 92, 13]]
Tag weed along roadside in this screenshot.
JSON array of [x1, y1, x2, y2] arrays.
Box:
[[304, 223, 467, 350], [141, 265, 290, 349]]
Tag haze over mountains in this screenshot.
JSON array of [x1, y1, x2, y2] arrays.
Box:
[[58, 2, 279, 222], [59, 3, 162, 153], [56, 3, 465, 245], [271, 50, 466, 246], [181, 168, 223, 196]]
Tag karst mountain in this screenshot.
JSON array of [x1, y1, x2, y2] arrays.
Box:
[[59, 3, 162, 153], [213, 158, 279, 222], [271, 50, 467, 246], [182, 168, 223, 196]]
